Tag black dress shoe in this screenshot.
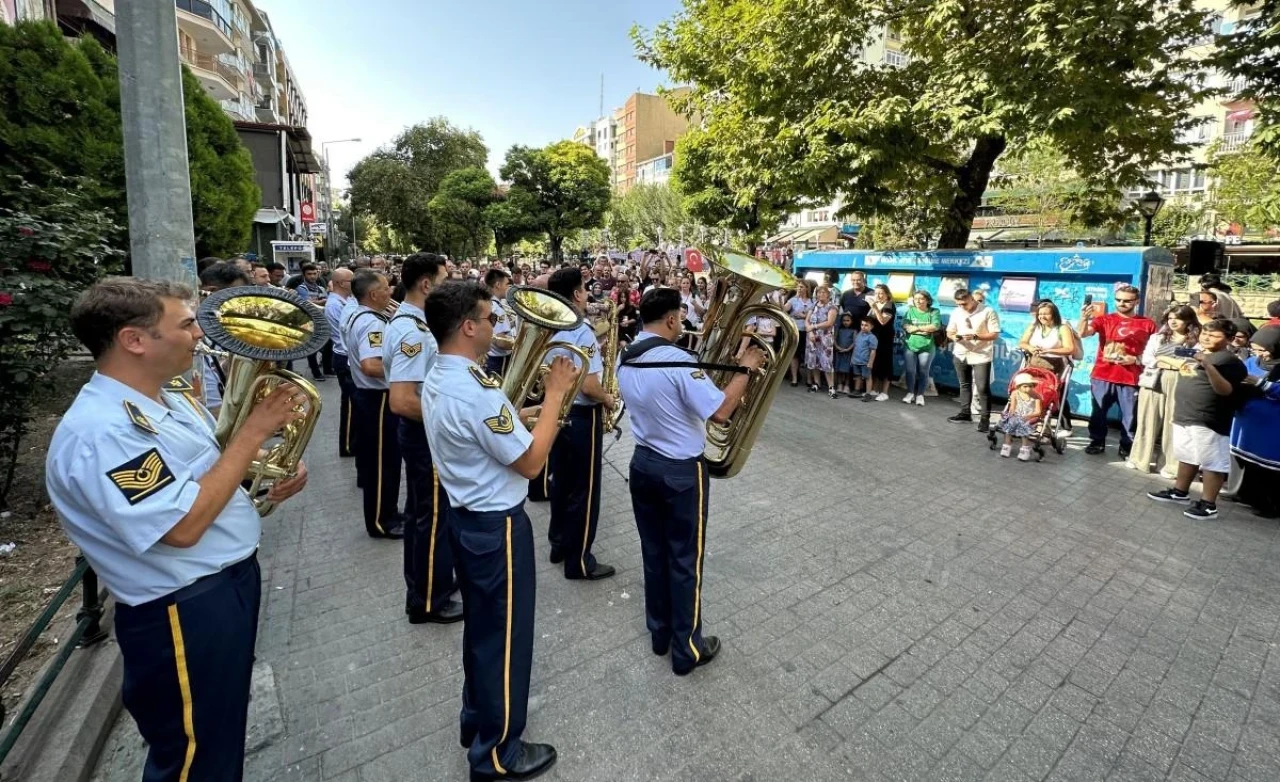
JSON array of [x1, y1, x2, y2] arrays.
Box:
[[1084, 442, 1105, 455], [470, 741, 557, 782], [311, 375, 328, 382], [548, 546, 563, 564], [409, 599, 464, 624], [567, 563, 616, 581], [652, 636, 670, 656], [948, 413, 973, 424], [673, 636, 721, 676], [1117, 445, 1132, 460], [370, 523, 404, 540], [976, 421, 990, 434]]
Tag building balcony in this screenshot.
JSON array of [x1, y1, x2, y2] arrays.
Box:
[[220, 97, 255, 121], [1219, 129, 1252, 152], [1222, 76, 1249, 101], [179, 45, 243, 101], [176, 0, 234, 55]]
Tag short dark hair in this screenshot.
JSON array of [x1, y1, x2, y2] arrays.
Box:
[[1269, 300, 1280, 319], [639, 287, 681, 325], [1116, 284, 1140, 299], [423, 281, 489, 345], [401, 252, 444, 291], [265, 262, 285, 273], [484, 268, 511, 289], [952, 287, 971, 301], [197, 256, 222, 273], [351, 270, 384, 303], [547, 267, 584, 301], [71, 277, 193, 359], [301, 263, 317, 273], [199, 262, 251, 290], [1202, 318, 1238, 338]]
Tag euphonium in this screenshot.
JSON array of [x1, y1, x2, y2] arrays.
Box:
[[694, 247, 799, 479], [589, 298, 625, 433], [500, 286, 590, 428], [195, 287, 329, 516]]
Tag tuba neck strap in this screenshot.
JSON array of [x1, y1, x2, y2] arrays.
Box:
[[619, 337, 748, 375]]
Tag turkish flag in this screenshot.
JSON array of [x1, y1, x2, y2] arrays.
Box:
[[300, 201, 315, 224], [684, 248, 704, 272]]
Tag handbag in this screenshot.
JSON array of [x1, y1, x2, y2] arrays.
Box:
[[1138, 365, 1162, 392]]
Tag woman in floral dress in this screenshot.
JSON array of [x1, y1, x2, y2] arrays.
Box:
[[806, 285, 839, 397]]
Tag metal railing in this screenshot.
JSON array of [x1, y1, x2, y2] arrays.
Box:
[[1219, 130, 1252, 152], [175, 0, 233, 40], [178, 46, 244, 92], [0, 557, 108, 766]]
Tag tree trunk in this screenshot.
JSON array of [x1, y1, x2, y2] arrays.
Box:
[[937, 135, 1007, 249], [549, 234, 564, 264]]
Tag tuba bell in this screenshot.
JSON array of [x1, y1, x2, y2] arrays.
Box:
[[195, 286, 329, 516], [693, 247, 799, 479], [500, 286, 590, 428], [588, 298, 625, 433]]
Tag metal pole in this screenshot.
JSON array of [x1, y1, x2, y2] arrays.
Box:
[[116, 0, 197, 284], [1143, 216, 1154, 247]]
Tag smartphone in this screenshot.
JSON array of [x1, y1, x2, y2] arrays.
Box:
[[1083, 294, 1093, 307], [1174, 346, 1198, 358]]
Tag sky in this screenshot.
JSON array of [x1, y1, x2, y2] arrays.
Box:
[[259, 0, 685, 189]]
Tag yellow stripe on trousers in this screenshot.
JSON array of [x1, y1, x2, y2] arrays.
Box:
[[579, 406, 597, 576], [166, 605, 197, 782], [374, 393, 386, 534], [343, 396, 353, 453], [425, 467, 439, 606], [491, 516, 514, 775], [687, 461, 705, 663]]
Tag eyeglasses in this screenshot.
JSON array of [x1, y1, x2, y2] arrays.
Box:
[[471, 312, 499, 326], [1198, 299, 1215, 306], [1115, 297, 1138, 304]]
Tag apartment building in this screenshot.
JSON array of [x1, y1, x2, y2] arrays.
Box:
[[614, 89, 691, 193]]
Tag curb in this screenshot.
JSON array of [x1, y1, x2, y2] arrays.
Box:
[[0, 603, 122, 782]]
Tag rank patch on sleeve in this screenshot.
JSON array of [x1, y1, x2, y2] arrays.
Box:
[[107, 448, 175, 505], [368, 332, 383, 348], [690, 369, 707, 380], [586, 343, 597, 358], [484, 405, 514, 434], [400, 341, 423, 358]]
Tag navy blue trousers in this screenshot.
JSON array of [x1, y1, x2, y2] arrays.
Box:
[[332, 353, 355, 458], [352, 387, 402, 535], [450, 505, 536, 775], [528, 463, 551, 502], [548, 404, 603, 578], [483, 354, 509, 379], [629, 445, 711, 673], [1087, 379, 1138, 448], [399, 419, 455, 614], [115, 555, 261, 782]]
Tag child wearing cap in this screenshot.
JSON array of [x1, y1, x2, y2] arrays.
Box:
[[997, 373, 1044, 461]]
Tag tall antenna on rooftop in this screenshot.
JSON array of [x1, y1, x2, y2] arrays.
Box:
[[599, 73, 604, 118]]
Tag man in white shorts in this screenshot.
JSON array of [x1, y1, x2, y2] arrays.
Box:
[[1147, 319, 1248, 520]]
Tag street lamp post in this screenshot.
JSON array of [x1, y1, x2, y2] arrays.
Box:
[[1136, 190, 1165, 247], [321, 138, 361, 260]]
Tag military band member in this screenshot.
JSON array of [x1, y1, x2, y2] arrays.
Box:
[[326, 267, 356, 458], [344, 270, 404, 538], [526, 273, 553, 503], [422, 282, 572, 782], [46, 278, 309, 780], [545, 268, 617, 580], [384, 253, 461, 624], [617, 287, 763, 675], [484, 268, 516, 378]]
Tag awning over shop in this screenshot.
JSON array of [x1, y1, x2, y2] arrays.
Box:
[[254, 207, 294, 225], [1227, 108, 1257, 122], [767, 225, 842, 244]]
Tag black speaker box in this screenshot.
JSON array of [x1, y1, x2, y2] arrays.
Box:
[[1187, 240, 1223, 275]]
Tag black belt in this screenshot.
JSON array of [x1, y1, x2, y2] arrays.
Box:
[[568, 404, 600, 417], [118, 553, 258, 615], [634, 443, 702, 466]]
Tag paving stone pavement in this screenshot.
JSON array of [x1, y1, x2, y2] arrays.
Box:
[[96, 379, 1280, 782]]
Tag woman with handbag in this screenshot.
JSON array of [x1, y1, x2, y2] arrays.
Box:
[[1128, 304, 1200, 475]]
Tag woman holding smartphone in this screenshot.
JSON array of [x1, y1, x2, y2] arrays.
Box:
[[1129, 304, 1200, 475]]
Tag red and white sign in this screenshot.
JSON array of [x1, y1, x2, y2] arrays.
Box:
[[684, 248, 705, 273], [299, 201, 315, 224]]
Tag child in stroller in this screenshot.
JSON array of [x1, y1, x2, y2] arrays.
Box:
[[997, 373, 1043, 460], [987, 354, 1073, 461]]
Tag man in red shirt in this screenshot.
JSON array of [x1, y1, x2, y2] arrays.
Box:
[[1078, 285, 1158, 458]]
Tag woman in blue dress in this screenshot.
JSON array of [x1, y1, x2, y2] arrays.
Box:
[[1232, 325, 1280, 518]]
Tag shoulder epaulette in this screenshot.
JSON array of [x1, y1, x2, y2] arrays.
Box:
[[163, 376, 193, 392], [468, 365, 501, 389]]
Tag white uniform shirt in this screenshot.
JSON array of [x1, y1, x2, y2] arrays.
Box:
[[45, 373, 260, 606], [617, 332, 726, 460], [326, 293, 352, 356], [345, 304, 389, 390], [488, 297, 514, 359], [383, 300, 438, 391], [948, 305, 1001, 366], [548, 321, 604, 406], [422, 354, 533, 512]]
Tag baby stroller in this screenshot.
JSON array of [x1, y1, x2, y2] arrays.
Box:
[[986, 352, 1073, 461]]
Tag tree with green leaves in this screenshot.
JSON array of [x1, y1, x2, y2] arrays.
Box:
[[1208, 141, 1280, 233], [347, 118, 488, 250], [610, 182, 695, 247], [1148, 201, 1208, 249], [638, 0, 1210, 248], [182, 68, 260, 257], [500, 141, 611, 262], [485, 196, 540, 257], [428, 166, 498, 258], [984, 141, 1089, 246], [1215, 1, 1280, 159]]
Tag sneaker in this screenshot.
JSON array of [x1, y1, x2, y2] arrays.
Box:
[[1183, 500, 1219, 520], [948, 413, 973, 424], [1017, 446, 1033, 462], [1084, 442, 1105, 455], [915, 396, 925, 407], [829, 389, 838, 399], [808, 384, 818, 393], [862, 393, 875, 402], [903, 393, 916, 404], [1147, 488, 1190, 504], [1000, 444, 1012, 458], [875, 393, 889, 402]]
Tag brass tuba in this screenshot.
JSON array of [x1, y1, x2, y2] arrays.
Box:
[[694, 247, 799, 479], [500, 286, 590, 428], [589, 298, 625, 433], [196, 287, 329, 516]]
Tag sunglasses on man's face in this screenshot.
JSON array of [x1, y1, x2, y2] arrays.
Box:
[[1116, 297, 1138, 304], [471, 312, 499, 326]]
